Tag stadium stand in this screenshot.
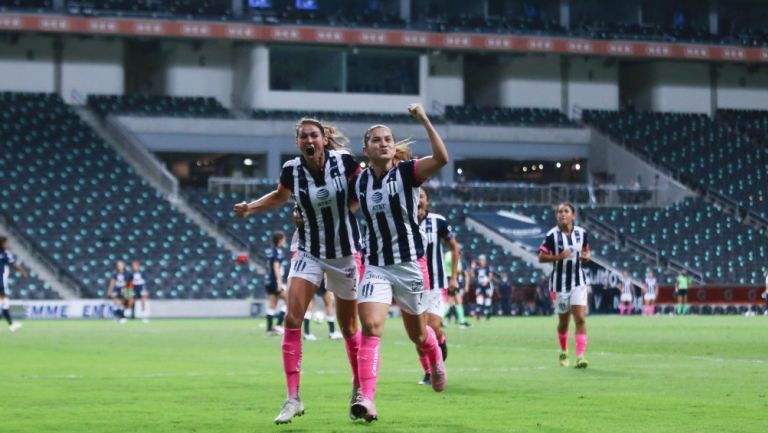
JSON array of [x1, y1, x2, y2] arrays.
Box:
[[444, 105, 576, 127], [582, 109, 768, 219], [5, 270, 59, 300], [0, 92, 255, 299], [584, 199, 766, 284], [0, 0, 51, 11], [88, 95, 233, 118]]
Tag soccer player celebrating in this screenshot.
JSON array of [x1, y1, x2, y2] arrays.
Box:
[[264, 231, 288, 336], [234, 118, 362, 425], [351, 103, 448, 422], [0, 236, 28, 331], [642, 271, 657, 316], [415, 187, 459, 385], [619, 270, 634, 316], [539, 203, 591, 369], [107, 260, 131, 323], [472, 255, 494, 321]]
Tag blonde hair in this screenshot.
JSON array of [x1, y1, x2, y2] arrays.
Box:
[[363, 124, 415, 164], [295, 117, 349, 151]]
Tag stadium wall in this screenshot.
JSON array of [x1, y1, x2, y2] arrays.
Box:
[[0, 35, 55, 93], [61, 37, 124, 103], [161, 40, 234, 108], [621, 61, 713, 114], [498, 54, 562, 109], [716, 64, 768, 110], [566, 56, 619, 115], [426, 52, 464, 109], [13, 299, 261, 319]]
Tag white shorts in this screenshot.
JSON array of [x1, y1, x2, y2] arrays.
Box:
[[643, 293, 656, 302], [554, 285, 588, 315], [358, 258, 429, 315], [288, 251, 360, 301], [424, 287, 443, 316], [620, 293, 633, 303]]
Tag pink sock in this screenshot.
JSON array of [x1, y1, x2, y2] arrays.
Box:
[[438, 333, 446, 345], [647, 306, 654, 316], [418, 326, 441, 366], [418, 351, 430, 374], [575, 333, 588, 357], [281, 328, 303, 399], [619, 304, 626, 315], [357, 335, 381, 399], [557, 332, 568, 351], [344, 330, 362, 388], [627, 305, 633, 315]]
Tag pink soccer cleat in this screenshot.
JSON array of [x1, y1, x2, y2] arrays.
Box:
[[350, 396, 378, 423], [430, 359, 447, 392]]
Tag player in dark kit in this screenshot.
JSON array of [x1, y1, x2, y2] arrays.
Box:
[[107, 260, 131, 323], [265, 231, 288, 336], [472, 255, 495, 320], [1, 236, 28, 332]]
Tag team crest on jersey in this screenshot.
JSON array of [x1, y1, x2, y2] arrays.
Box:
[[575, 231, 581, 243]]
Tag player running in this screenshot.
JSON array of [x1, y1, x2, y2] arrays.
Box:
[[351, 103, 449, 422], [265, 231, 288, 336], [415, 187, 459, 385], [234, 118, 363, 425], [539, 203, 591, 369]]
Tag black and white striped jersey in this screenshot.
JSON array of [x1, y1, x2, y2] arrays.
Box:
[[539, 225, 590, 293], [644, 277, 657, 296], [620, 276, 633, 296], [279, 149, 361, 260], [355, 159, 425, 267], [420, 212, 454, 290]]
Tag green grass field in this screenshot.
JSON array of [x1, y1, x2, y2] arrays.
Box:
[[2, 316, 766, 433]]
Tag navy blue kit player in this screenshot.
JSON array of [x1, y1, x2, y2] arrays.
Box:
[[1, 236, 28, 332]]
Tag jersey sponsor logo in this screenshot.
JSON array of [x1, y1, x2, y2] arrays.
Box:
[[316, 188, 330, 200], [372, 191, 383, 203], [411, 280, 424, 292], [344, 266, 356, 279]]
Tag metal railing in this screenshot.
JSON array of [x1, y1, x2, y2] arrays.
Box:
[[207, 177, 666, 206]]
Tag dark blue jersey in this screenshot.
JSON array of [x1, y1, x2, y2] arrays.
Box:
[[111, 270, 132, 295], [1, 249, 17, 290], [266, 246, 286, 284]]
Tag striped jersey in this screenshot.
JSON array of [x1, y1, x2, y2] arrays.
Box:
[[355, 159, 425, 267], [1, 249, 16, 290], [539, 225, 590, 292], [420, 212, 454, 290], [620, 276, 633, 297], [644, 277, 657, 296], [279, 149, 361, 260]]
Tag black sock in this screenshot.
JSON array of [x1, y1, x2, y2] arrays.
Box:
[[328, 321, 335, 334], [115, 308, 124, 319], [131, 304, 136, 319], [277, 311, 285, 326], [266, 314, 274, 331], [303, 318, 310, 335], [2, 309, 12, 325], [439, 338, 448, 362]]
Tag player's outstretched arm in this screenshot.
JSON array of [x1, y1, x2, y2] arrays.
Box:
[[234, 186, 291, 218], [409, 103, 449, 180], [15, 263, 28, 279]]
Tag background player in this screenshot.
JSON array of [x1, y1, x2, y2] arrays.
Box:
[[130, 260, 150, 322], [107, 260, 131, 323], [539, 203, 591, 369], [0, 236, 28, 331], [443, 248, 471, 328], [675, 269, 691, 315], [472, 255, 494, 321], [642, 271, 657, 316], [265, 231, 288, 336], [415, 187, 459, 385], [619, 270, 634, 316]]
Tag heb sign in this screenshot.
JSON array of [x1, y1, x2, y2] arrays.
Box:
[[15, 301, 118, 319], [656, 286, 765, 304]]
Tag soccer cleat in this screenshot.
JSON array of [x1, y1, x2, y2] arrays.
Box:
[[417, 373, 431, 385], [274, 398, 304, 424], [329, 331, 343, 340], [439, 339, 448, 362], [574, 357, 589, 369], [9, 322, 23, 332], [303, 333, 317, 341], [348, 387, 363, 420], [265, 330, 280, 336], [559, 351, 569, 367], [458, 322, 472, 329], [273, 325, 285, 335], [430, 359, 447, 392], [350, 396, 378, 423], [118, 318, 127, 324]]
